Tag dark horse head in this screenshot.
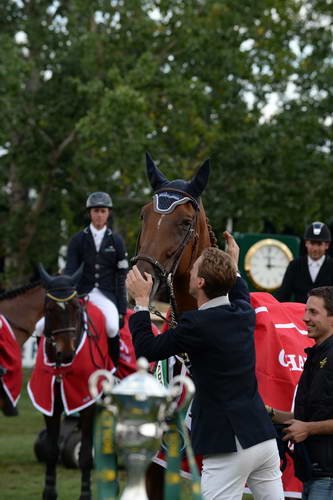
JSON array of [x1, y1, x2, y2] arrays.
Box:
[[38, 264, 84, 366], [132, 153, 212, 311]]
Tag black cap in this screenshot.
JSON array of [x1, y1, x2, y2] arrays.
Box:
[[304, 221, 331, 242]]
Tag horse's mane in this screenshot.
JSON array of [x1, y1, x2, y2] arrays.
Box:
[[206, 216, 219, 248], [0, 280, 42, 301]]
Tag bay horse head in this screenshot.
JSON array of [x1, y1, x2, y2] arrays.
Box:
[[38, 264, 84, 366], [132, 153, 215, 314]]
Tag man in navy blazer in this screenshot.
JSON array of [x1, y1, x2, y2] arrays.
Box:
[[65, 191, 128, 365], [126, 232, 284, 500], [277, 221, 333, 303]]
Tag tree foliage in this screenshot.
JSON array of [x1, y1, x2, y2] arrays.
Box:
[[0, 0, 332, 285]]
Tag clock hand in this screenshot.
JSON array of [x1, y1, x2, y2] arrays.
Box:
[[266, 263, 287, 269], [265, 256, 273, 269]]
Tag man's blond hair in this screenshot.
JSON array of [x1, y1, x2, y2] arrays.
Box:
[[198, 247, 237, 299]]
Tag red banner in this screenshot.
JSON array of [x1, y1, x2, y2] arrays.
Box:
[[0, 315, 23, 407]]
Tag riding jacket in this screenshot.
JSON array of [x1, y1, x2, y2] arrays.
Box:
[[277, 255, 333, 303], [294, 335, 333, 475], [64, 226, 128, 315], [129, 276, 277, 456]]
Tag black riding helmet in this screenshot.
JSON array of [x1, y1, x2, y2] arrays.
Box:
[[304, 221, 331, 242], [86, 192, 113, 209]]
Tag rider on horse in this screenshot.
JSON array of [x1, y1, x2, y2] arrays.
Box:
[[34, 192, 128, 367]]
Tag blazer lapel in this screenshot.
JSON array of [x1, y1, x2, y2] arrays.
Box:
[[85, 227, 96, 251], [303, 256, 313, 283], [99, 228, 112, 253], [314, 256, 328, 284]]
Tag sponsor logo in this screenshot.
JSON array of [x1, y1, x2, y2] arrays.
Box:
[[320, 357, 327, 368], [104, 245, 115, 253], [278, 349, 307, 371]]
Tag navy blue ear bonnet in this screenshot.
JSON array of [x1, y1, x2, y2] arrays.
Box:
[[38, 264, 84, 301], [146, 153, 210, 214], [153, 190, 194, 214]]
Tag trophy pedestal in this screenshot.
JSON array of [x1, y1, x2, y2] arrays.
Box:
[[120, 453, 150, 500]]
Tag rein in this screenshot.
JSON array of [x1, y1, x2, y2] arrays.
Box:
[[5, 317, 32, 337], [147, 273, 178, 327], [82, 300, 109, 369]]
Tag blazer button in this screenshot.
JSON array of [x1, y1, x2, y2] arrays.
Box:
[[95, 273, 100, 278], [95, 283, 99, 288], [95, 264, 100, 269]]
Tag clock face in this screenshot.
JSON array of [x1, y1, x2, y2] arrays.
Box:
[[244, 239, 293, 291]]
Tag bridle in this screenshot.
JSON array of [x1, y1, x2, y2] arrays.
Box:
[[43, 290, 83, 357], [43, 290, 107, 372], [131, 188, 200, 325]]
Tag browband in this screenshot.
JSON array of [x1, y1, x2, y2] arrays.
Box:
[[46, 290, 78, 302], [153, 188, 199, 214]]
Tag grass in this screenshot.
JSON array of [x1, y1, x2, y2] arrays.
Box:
[[0, 369, 97, 500], [0, 369, 252, 499]]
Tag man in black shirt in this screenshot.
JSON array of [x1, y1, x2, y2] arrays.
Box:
[[268, 286, 333, 499]]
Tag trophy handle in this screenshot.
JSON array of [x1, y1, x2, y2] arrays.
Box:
[[89, 369, 116, 411]]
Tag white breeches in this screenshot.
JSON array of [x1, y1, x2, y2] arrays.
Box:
[[87, 288, 119, 338], [201, 437, 284, 500], [34, 317, 45, 337]]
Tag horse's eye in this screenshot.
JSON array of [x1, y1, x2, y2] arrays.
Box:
[[181, 220, 192, 229]]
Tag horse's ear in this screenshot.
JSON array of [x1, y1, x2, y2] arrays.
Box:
[[188, 159, 210, 198], [146, 152, 169, 192], [71, 263, 84, 287], [38, 263, 53, 289]]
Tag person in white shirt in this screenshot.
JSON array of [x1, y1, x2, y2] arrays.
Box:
[[277, 221, 333, 303], [34, 192, 128, 368], [65, 192, 129, 365]]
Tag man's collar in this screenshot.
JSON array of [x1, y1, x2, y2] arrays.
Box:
[[199, 295, 230, 310], [305, 333, 333, 356], [89, 223, 107, 235], [308, 254, 325, 266]]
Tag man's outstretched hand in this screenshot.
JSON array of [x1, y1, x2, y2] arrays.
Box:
[[223, 231, 239, 268]]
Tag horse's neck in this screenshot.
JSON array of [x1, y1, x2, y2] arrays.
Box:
[[0, 286, 45, 346], [174, 275, 197, 313]]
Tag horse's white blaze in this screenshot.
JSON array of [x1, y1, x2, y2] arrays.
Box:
[[157, 214, 165, 231]]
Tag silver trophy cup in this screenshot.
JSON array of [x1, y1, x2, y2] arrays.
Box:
[[89, 358, 194, 500]]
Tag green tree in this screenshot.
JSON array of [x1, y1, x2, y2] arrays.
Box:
[[0, 0, 332, 285]]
